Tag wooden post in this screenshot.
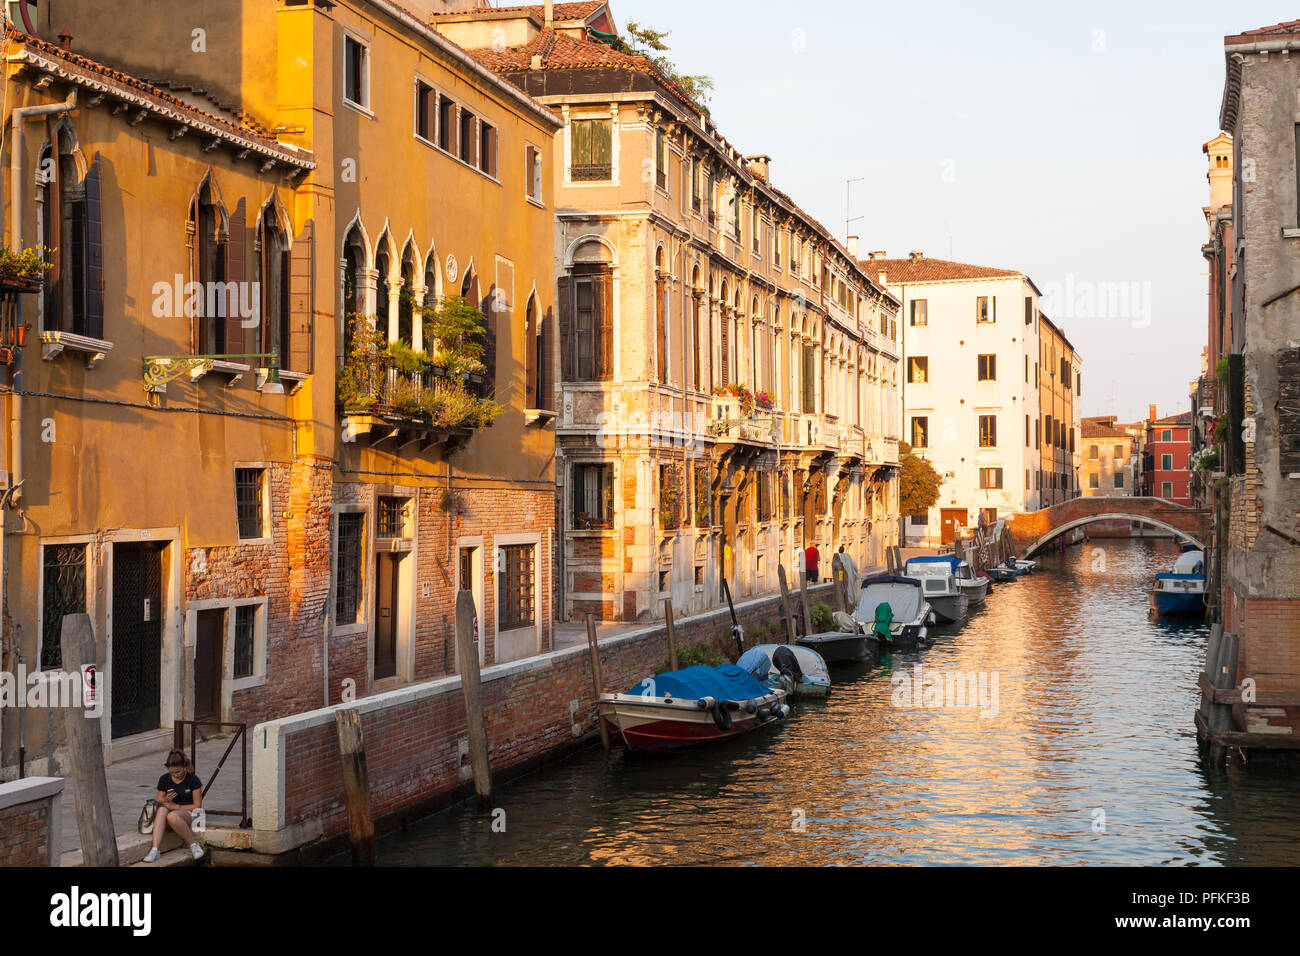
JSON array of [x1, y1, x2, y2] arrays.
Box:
[[1206, 631, 1239, 765], [59, 614, 118, 868], [1198, 623, 1225, 726], [334, 709, 375, 866], [830, 553, 847, 614], [777, 564, 798, 643], [455, 590, 493, 806], [586, 613, 611, 751], [663, 598, 679, 671], [799, 566, 814, 637]]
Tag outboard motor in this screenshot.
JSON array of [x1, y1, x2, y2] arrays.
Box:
[[772, 645, 804, 687]]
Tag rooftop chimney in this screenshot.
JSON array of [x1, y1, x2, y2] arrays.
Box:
[[867, 250, 887, 261], [544, 0, 553, 28], [908, 250, 923, 262], [1149, 403, 1158, 422], [878, 271, 887, 285], [745, 154, 770, 181], [846, 236, 859, 257], [58, 32, 73, 52]]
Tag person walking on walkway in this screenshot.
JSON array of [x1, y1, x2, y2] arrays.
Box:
[[144, 749, 206, 863], [805, 542, 820, 584]]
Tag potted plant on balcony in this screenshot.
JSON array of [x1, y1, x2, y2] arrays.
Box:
[[0, 245, 52, 295], [337, 312, 386, 413], [754, 389, 774, 412]]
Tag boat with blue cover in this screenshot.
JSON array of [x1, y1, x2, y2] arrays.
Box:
[[597, 664, 789, 751], [1149, 549, 1207, 616], [737, 644, 831, 697]]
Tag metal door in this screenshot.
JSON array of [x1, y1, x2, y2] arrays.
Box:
[[111, 542, 164, 739], [194, 608, 224, 721]]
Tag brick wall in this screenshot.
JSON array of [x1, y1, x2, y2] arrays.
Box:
[[251, 582, 834, 850], [0, 778, 64, 867]]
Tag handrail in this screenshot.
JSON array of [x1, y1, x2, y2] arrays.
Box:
[[173, 720, 249, 827]]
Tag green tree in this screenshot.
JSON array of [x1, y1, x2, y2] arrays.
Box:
[[898, 440, 942, 516], [616, 21, 714, 113]]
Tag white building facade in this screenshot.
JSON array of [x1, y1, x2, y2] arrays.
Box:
[[866, 255, 1045, 546]]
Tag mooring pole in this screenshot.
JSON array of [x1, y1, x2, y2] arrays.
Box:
[[1206, 631, 1239, 765], [334, 708, 375, 866], [831, 553, 847, 614], [456, 590, 493, 806], [799, 567, 814, 637], [777, 564, 798, 643], [586, 613, 611, 751], [60, 614, 118, 868]]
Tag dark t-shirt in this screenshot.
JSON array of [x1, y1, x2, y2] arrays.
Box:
[[156, 773, 203, 808]]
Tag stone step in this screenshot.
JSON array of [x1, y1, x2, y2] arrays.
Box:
[[62, 829, 204, 867]]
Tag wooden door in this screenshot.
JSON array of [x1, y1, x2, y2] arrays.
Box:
[[940, 509, 968, 546], [374, 553, 398, 680], [194, 608, 224, 721]]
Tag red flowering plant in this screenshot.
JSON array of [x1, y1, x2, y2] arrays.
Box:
[[753, 389, 774, 411], [712, 382, 755, 416]]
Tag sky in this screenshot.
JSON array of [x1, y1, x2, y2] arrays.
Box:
[[603, 0, 1294, 424]]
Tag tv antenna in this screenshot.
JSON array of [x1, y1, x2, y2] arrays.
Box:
[[845, 177, 864, 241]]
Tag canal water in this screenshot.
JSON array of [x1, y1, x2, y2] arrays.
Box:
[[373, 537, 1300, 866]]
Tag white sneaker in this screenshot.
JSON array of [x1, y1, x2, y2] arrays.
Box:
[[143, 848, 160, 863], [190, 843, 205, 860]]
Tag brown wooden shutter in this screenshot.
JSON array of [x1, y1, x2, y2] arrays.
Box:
[[557, 275, 573, 382], [538, 311, 551, 409], [484, 288, 498, 395], [655, 277, 667, 384], [597, 272, 613, 381], [287, 219, 314, 374], [84, 153, 104, 340], [226, 197, 246, 354]]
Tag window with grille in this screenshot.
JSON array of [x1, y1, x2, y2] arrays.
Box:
[[41, 544, 87, 669], [498, 545, 535, 631], [979, 415, 997, 447], [236, 468, 265, 539], [571, 118, 612, 181], [978, 354, 996, 381], [658, 464, 682, 530], [377, 496, 410, 538], [572, 463, 613, 529], [335, 512, 364, 625], [233, 604, 256, 679]]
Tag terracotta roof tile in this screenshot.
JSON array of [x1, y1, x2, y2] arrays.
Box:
[[1081, 421, 1132, 439], [5, 28, 307, 164], [856, 256, 1023, 284], [431, 2, 605, 19], [1226, 20, 1300, 43]]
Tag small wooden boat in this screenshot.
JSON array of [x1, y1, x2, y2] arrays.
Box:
[[598, 664, 789, 752], [738, 644, 831, 696], [853, 574, 932, 645], [1149, 549, 1207, 616], [985, 565, 1019, 582]]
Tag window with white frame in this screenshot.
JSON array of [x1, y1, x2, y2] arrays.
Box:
[[415, 78, 434, 141], [498, 544, 536, 631], [344, 35, 368, 109], [570, 117, 612, 181], [525, 143, 544, 203], [235, 467, 268, 541]]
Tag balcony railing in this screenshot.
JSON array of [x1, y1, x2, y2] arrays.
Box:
[[709, 394, 778, 445], [571, 163, 612, 182]]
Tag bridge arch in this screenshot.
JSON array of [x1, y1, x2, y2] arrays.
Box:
[[1018, 513, 1206, 557], [1005, 496, 1210, 558]]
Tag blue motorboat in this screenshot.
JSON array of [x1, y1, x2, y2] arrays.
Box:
[[1150, 549, 1207, 616]]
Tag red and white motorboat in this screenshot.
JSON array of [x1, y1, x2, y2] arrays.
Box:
[[597, 664, 789, 752]]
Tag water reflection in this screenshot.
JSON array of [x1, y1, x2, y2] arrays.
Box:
[[369, 538, 1300, 866]]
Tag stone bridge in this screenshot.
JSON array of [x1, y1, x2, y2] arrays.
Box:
[[1006, 497, 1211, 557]]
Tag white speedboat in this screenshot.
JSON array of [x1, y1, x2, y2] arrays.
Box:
[[902, 558, 970, 623], [905, 555, 988, 607]]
